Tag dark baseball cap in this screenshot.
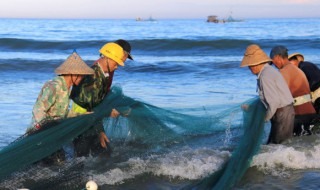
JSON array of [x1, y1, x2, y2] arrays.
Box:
[[270, 45, 288, 59], [114, 39, 133, 60]]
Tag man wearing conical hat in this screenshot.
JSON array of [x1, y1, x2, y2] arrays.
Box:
[[270, 46, 316, 136], [26, 52, 94, 164], [289, 52, 320, 113], [29, 52, 94, 133], [241, 44, 294, 144], [70, 40, 133, 157]]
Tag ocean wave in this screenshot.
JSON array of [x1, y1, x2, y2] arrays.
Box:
[[124, 60, 241, 75], [0, 56, 241, 74], [0, 58, 100, 72], [1, 38, 319, 54], [0, 59, 60, 71], [0, 147, 229, 188], [251, 136, 320, 176], [93, 147, 230, 185], [0, 38, 101, 52]]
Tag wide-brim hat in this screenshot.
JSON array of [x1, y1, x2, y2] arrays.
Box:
[[240, 44, 272, 67], [114, 39, 133, 60], [55, 52, 94, 75], [288, 52, 304, 62]]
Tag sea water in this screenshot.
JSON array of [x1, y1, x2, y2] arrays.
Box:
[[0, 18, 320, 189]]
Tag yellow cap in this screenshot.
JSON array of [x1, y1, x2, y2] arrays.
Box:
[[99, 42, 125, 66]]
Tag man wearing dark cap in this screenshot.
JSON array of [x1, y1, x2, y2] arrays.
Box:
[[70, 40, 133, 157], [270, 45, 316, 136], [104, 39, 134, 92], [289, 52, 320, 113], [115, 39, 133, 61]]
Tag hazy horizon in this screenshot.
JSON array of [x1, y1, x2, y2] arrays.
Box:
[[0, 0, 319, 20], [0, 16, 319, 20]]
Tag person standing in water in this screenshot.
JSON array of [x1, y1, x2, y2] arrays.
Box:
[[28, 51, 94, 163], [270, 46, 316, 136], [289, 52, 320, 113], [70, 40, 133, 157], [241, 44, 294, 144]]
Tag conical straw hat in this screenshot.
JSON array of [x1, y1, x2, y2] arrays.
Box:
[[240, 44, 272, 67], [55, 52, 94, 75], [288, 52, 304, 62]]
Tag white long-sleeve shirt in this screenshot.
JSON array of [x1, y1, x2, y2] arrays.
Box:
[[257, 64, 294, 121]]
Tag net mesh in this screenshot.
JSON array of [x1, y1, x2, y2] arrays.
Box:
[[30, 162, 86, 190], [0, 86, 266, 189], [184, 98, 266, 190]]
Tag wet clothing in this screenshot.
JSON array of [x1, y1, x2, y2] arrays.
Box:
[[257, 64, 294, 144], [29, 76, 71, 164], [314, 99, 320, 115], [294, 114, 318, 136], [268, 104, 295, 144], [298, 61, 320, 113], [73, 131, 107, 157], [30, 76, 70, 130], [70, 60, 114, 157]]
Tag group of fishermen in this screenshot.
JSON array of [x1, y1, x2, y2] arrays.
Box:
[[241, 44, 320, 144], [27, 40, 320, 164], [27, 39, 133, 164]]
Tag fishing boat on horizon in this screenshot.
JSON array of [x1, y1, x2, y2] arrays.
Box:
[[135, 16, 157, 22], [207, 12, 244, 23]]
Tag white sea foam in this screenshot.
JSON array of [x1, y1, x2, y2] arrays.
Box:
[[93, 147, 230, 185], [251, 142, 320, 176], [92, 158, 148, 185]]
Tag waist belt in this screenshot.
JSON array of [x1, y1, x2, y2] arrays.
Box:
[[311, 87, 320, 103], [293, 94, 312, 106]]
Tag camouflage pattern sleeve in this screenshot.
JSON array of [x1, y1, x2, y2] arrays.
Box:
[[71, 73, 95, 111], [71, 65, 108, 111], [31, 81, 58, 126]]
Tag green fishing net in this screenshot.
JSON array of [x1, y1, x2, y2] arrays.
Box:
[[185, 98, 266, 190], [0, 86, 266, 190]]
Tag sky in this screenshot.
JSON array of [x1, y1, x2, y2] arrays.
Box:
[[0, 0, 319, 19]]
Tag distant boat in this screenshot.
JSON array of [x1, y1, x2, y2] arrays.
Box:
[[207, 13, 243, 23], [146, 16, 156, 22], [135, 16, 157, 22], [207, 15, 220, 23], [224, 15, 243, 22]]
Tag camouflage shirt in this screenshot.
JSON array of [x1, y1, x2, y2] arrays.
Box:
[[70, 63, 110, 111], [31, 76, 70, 128]]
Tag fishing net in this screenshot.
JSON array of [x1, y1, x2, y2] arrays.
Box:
[[29, 162, 87, 190], [184, 98, 266, 190], [0, 86, 266, 189]]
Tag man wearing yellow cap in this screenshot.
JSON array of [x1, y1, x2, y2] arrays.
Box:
[[289, 52, 320, 113], [70, 41, 133, 157], [241, 44, 294, 144]]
